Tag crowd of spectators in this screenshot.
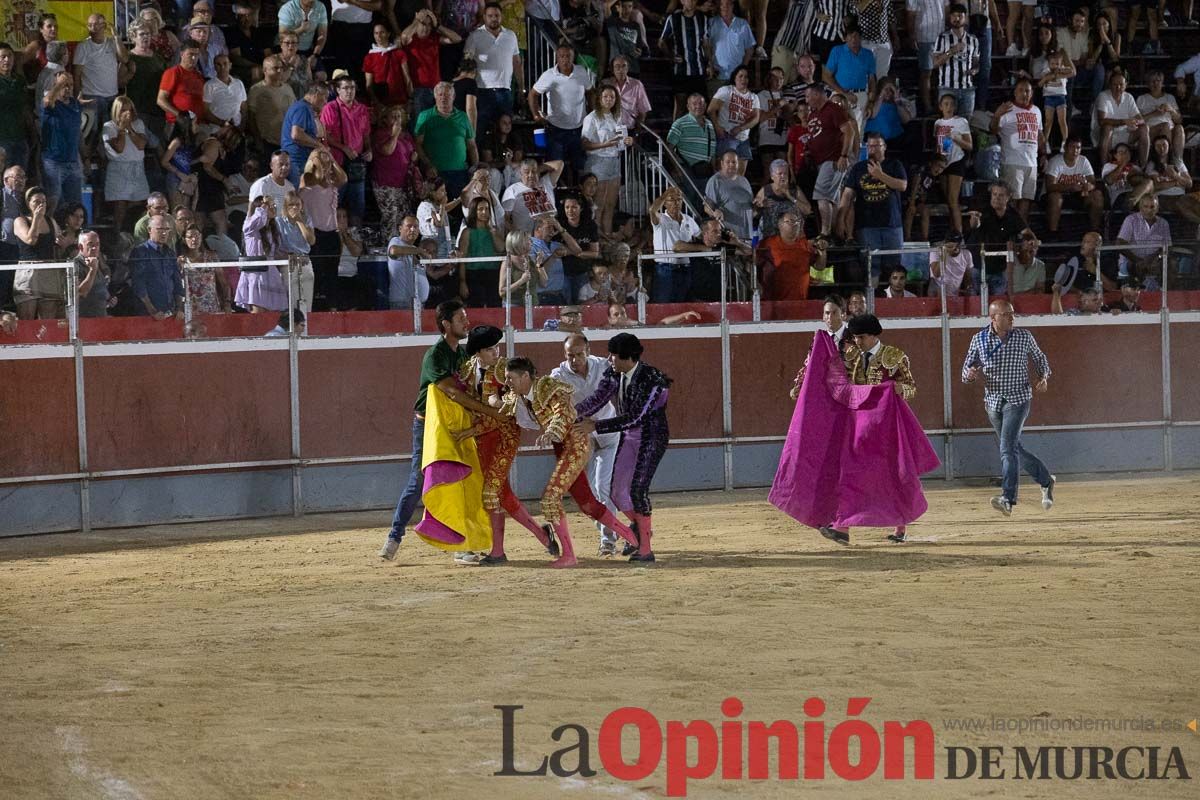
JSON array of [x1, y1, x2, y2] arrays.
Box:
[[1, 0, 1199, 327]]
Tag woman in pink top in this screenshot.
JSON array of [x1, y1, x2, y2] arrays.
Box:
[[372, 104, 420, 237], [300, 149, 348, 310]]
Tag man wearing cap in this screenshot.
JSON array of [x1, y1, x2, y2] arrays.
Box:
[[454, 325, 558, 564], [961, 299, 1055, 518], [928, 231, 975, 296], [574, 333, 672, 562], [502, 356, 640, 567], [819, 313, 919, 544], [379, 299, 508, 562], [552, 333, 623, 556], [542, 305, 584, 332]]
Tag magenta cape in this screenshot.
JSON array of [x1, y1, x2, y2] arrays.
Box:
[[768, 332, 941, 529]]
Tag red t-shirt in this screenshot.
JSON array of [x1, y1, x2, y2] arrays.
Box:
[[805, 100, 847, 166], [362, 48, 410, 105], [405, 35, 441, 89], [158, 65, 205, 123], [761, 235, 813, 301], [786, 124, 809, 173]]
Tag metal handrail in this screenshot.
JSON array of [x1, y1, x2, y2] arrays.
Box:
[[634, 122, 706, 219]]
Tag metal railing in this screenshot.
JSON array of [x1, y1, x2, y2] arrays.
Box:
[[2, 250, 1196, 534]]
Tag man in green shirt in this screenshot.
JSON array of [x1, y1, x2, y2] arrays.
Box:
[[414, 81, 477, 203], [0, 43, 33, 171], [666, 92, 717, 196], [380, 299, 504, 561]]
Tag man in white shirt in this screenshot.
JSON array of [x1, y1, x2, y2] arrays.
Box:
[[648, 186, 701, 303], [248, 151, 296, 212], [1044, 136, 1103, 233], [551, 334, 623, 556], [203, 54, 247, 134], [990, 78, 1044, 220], [1136, 70, 1184, 159], [466, 3, 524, 138], [501, 157, 564, 232], [1092, 71, 1149, 165], [72, 13, 127, 156], [529, 42, 595, 174]]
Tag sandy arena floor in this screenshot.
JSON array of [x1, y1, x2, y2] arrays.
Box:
[[1, 474, 1198, 799]]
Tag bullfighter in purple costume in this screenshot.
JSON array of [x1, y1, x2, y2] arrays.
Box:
[[574, 333, 671, 563]]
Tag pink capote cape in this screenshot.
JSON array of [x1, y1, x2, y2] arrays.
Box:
[[769, 331, 941, 529]]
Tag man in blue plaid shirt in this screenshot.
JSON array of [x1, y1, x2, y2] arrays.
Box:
[[961, 299, 1056, 516]]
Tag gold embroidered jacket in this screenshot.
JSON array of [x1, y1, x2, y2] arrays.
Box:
[[459, 355, 509, 405], [842, 342, 917, 402], [500, 375, 576, 443]]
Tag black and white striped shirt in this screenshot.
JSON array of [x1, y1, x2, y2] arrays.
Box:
[[660, 10, 708, 78], [811, 0, 848, 43], [774, 0, 809, 52], [934, 28, 980, 89]]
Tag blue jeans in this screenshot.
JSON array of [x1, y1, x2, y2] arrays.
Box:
[[858, 226, 904, 277], [41, 157, 83, 211], [939, 86, 975, 118], [476, 88, 513, 140], [388, 415, 426, 540], [652, 262, 691, 303], [545, 124, 585, 173], [973, 26, 993, 113], [986, 399, 1052, 504], [338, 178, 366, 221]]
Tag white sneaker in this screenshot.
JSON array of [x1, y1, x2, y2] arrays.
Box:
[[453, 551, 483, 565], [379, 537, 400, 560], [1041, 475, 1056, 511], [991, 496, 1013, 516], [1005, 43, 1022, 57], [753, 45, 768, 61]]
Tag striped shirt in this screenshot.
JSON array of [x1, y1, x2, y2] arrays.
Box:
[[660, 10, 708, 78], [667, 112, 717, 166], [935, 28, 980, 89], [906, 0, 946, 44], [812, 0, 848, 43], [961, 326, 1051, 411], [775, 0, 810, 51]]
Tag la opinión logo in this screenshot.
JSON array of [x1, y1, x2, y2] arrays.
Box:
[[496, 697, 936, 796], [494, 699, 1193, 796]]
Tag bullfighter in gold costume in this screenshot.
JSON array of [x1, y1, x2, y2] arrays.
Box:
[[502, 357, 639, 567]]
